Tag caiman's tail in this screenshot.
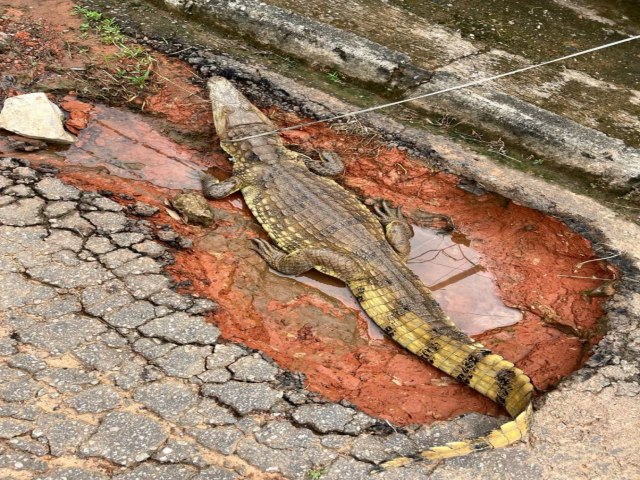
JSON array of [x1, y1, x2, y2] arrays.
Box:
[[348, 275, 534, 469]]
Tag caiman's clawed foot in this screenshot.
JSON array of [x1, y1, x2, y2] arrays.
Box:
[[374, 200, 414, 260], [251, 239, 313, 276], [200, 172, 242, 199], [303, 151, 344, 177]]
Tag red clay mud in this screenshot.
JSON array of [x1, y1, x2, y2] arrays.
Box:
[[0, 1, 611, 426]]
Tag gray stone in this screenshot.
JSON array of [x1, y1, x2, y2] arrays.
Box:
[[85, 236, 115, 254], [99, 248, 139, 269], [188, 298, 218, 315], [0, 193, 15, 206], [83, 211, 128, 234], [320, 434, 353, 450], [34, 177, 80, 200], [0, 92, 76, 143], [115, 257, 162, 277], [4, 183, 34, 196], [152, 440, 204, 466], [0, 338, 17, 355], [98, 330, 129, 347], [46, 229, 84, 252], [0, 197, 44, 226], [0, 175, 12, 189], [206, 344, 247, 369], [322, 457, 372, 480], [66, 386, 121, 413], [202, 381, 282, 415], [89, 196, 124, 212], [130, 202, 159, 217], [134, 381, 197, 418], [8, 353, 46, 373], [197, 368, 231, 384], [24, 295, 81, 319], [132, 240, 166, 258], [189, 399, 236, 426], [11, 166, 38, 182], [112, 360, 146, 390], [154, 345, 211, 378], [124, 274, 170, 299], [292, 404, 364, 434], [133, 338, 176, 360], [149, 289, 193, 310], [156, 229, 179, 243], [35, 367, 98, 393], [8, 436, 49, 456], [0, 378, 39, 402], [111, 232, 145, 247], [35, 467, 107, 480], [103, 300, 156, 328], [51, 211, 95, 236], [18, 314, 106, 354], [0, 446, 48, 472], [229, 354, 278, 382], [81, 279, 134, 318], [191, 466, 239, 480], [255, 421, 318, 450], [33, 414, 95, 456], [44, 201, 76, 218], [189, 426, 243, 455], [79, 412, 167, 466], [139, 312, 220, 344], [27, 259, 112, 288], [74, 342, 131, 371], [0, 419, 32, 439], [114, 464, 197, 480]]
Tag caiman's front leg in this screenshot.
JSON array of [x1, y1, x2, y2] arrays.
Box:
[[251, 239, 361, 281], [374, 200, 414, 260], [302, 151, 344, 177], [201, 172, 245, 199]]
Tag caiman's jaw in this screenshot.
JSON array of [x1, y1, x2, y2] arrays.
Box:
[[207, 76, 277, 145]]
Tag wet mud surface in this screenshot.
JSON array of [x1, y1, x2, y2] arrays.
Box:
[[0, 1, 612, 426]]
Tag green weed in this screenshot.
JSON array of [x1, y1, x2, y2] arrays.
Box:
[[306, 467, 328, 480]]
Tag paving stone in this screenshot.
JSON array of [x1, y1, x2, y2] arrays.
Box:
[[0, 338, 17, 355], [228, 354, 278, 382], [99, 248, 139, 269], [130, 202, 159, 217], [113, 464, 197, 480], [35, 368, 98, 393], [111, 232, 145, 247], [83, 211, 128, 234], [74, 342, 131, 371], [35, 467, 107, 480], [112, 360, 146, 390], [186, 399, 237, 426], [206, 344, 247, 369], [66, 385, 121, 413], [27, 260, 112, 288], [79, 412, 167, 466], [103, 300, 156, 328], [46, 229, 84, 252], [191, 466, 239, 480], [255, 421, 318, 450], [139, 312, 220, 345], [0, 196, 44, 226], [84, 236, 115, 254], [154, 345, 211, 378], [133, 338, 176, 360], [44, 201, 76, 218], [197, 368, 231, 384], [33, 414, 95, 456], [0, 446, 48, 472], [8, 436, 49, 456], [4, 184, 34, 197], [88, 195, 124, 212], [8, 353, 46, 373], [115, 256, 163, 277], [24, 295, 82, 319], [0, 404, 40, 421], [11, 166, 38, 182], [124, 274, 170, 299], [134, 381, 197, 418], [156, 229, 179, 243], [0, 378, 39, 402], [188, 426, 244, 455], [98, 330, 129, 347], [0, 193, 15, 206], [149, 289, 193, 310], [292, 404, 363, 434], [322, 457, 372, 480], [152, 440, 204, 466], [0, 175, 12, 189], [51, 211, 95, 236], [132, 240, 166, 258], [81, 279, 134, 317], [18, 314, 106, 354], [320, 434, 354, 450], [202, 381, 282, 415], [34, 177, 81, 201], [350, 435, 393, 464], [0, 419, 32, 439], [188, 298, 218, 315]]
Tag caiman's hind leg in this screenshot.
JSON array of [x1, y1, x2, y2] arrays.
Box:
[[374, 200, 414, 260], [251, 239, 361, 280], [201, 172, 244, 199], [302, 151, 344, 177]]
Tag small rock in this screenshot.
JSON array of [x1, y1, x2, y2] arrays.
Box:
[[66, 385, 121, 414], [139, 312, 220, 344], [34, 414, 96, 456], [35, 467, 107, 480], [202, 381, 283, 415], [152, 440, 204, 466], [34, 177, 81, 201], [132, 240, 166, 258], [154, 345, 211, 378], [229, 354, 279, 382], [130, 201, 159, 217], [8, 353, 47, 373], [133, 381, 197, 418], [113, 464, 197, 480], [110, 232, 145, 247], [206, 344, 247, 369], [189, 425, 244, 455], [83, 211, 128, 234]]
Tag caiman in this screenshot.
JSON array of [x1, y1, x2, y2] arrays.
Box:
[[201, 76, 534, 469]]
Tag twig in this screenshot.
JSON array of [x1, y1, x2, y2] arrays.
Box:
[[575, 253, 619, 270], [557, 275, 616, 281]]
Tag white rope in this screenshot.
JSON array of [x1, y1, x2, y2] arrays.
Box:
[[229, 34, 640, 142]]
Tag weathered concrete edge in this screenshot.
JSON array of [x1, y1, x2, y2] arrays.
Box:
[[158, 0, 429, 88], [155, 0, 640, 192]]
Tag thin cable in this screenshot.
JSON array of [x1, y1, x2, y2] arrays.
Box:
[[229, 34, 640, 142]]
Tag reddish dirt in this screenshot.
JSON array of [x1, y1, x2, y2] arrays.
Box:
[[0, 1, 612, 426]]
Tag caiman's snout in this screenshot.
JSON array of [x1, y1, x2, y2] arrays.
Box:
[[207, 76, 276, 142]]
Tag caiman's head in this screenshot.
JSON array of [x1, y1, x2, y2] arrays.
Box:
[[207, 76, 278, 156]]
